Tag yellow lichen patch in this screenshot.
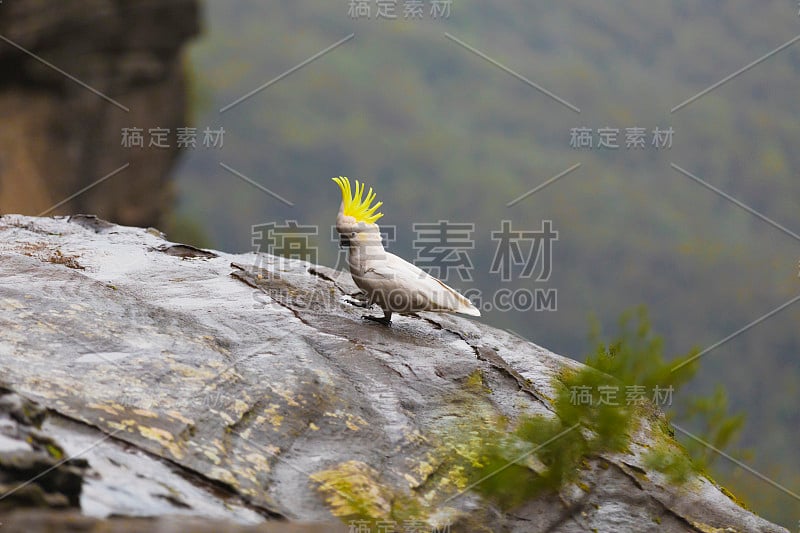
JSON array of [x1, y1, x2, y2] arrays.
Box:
[[204, 449, 222, 465], [167, 360, 220, 381], [310, 460, 392, 520], [417, 459, 437, 480], [450, 431, 486, 469], [689, 521, 738, 533], [717, 483, 749, 511], [437, 464, 468, 492], [403, 410, 509, 504], [217, 410, 235, 425], [259, 443, 281, 457], [239, 486, 258, 498], [209, 466, 237, 486], [267, 383, 300, 407], [165, 410, 193, 425], [88, 402, 122, 416], [235, 467, 260, 487], [463, 369, 491, 394], [245, 452, 271, 474], [132, 408, 159, 419], [263, 404, 284, 429], [405, 430, 429, 446], [323, 411, 368, 431], [137, 426, 185, 459], [308, 422, 320, 431], [404, 458, 439, 489], [46, 443, 63, 459], [233, 399, 250, 418], [107, 419, 137, 432]]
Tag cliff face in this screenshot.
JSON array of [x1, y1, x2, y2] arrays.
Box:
[[0, 2, 199, 227], [0, 215, 789, 533]]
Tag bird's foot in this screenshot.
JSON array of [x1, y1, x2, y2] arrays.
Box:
[[362, 312, 392, 326]]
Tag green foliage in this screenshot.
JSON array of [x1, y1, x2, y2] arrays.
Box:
[[643, 445, 693, 485], [469, 366, 636, 508], [309, 314, 753, 524], [589, 307, 747, 473], [469, 306, 747, 509], [180, 2, 800, 525], [469, 344, 639, 508], [681, 385, 748, 471], [586, 306, 700, 393]]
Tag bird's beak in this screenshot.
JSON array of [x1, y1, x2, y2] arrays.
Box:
[[339, 234, 350, 248]]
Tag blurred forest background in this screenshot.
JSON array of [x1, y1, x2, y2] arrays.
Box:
[[172, 1, 799, 525], [1, 0, 797, 527]]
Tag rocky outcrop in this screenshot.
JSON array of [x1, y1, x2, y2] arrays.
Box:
[[0, 388, 87, 511], [0, 215, 789, 532], [0, 1, 199, 227]]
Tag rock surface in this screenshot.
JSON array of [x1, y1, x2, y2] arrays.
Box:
[[0, 1, 199, 226], [0, 215, 789, 532]]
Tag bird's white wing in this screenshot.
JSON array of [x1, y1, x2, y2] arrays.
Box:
[[357, 252, 480, 316]]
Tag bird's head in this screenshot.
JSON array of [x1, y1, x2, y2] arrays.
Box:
[[332, 176, 384, 247]]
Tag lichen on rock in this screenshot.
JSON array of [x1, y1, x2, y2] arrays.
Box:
[[0, 215, 789, 533]]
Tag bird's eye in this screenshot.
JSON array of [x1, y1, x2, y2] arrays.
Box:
[[350, 232, 357, 238]]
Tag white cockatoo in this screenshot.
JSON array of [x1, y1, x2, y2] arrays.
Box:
[[332, 176, 481, 325]]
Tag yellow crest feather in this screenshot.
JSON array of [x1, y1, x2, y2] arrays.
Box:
[[332, 176, 384, 224]]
